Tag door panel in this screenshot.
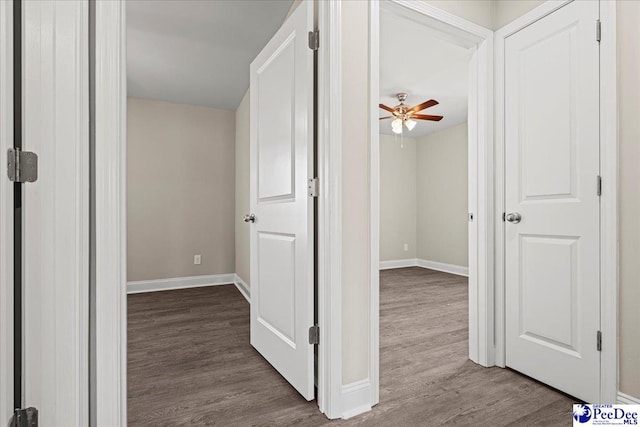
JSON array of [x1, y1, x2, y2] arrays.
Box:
[[249, 0, 314, 400], [504, 0, 600, 403], [257, 38, 295, 201]]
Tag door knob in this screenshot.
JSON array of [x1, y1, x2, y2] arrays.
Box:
[[243, 213, 256, 223], [505, 212, 522, 224]]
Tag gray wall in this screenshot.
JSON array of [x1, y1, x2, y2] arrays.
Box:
[[127, 97, 236, 281], [616, 0, 640, 400], [341, 0, 370, 384], [235, 91, 250, 285], [416, 123, 468, 266], [380, 135, 417, 261], [379, 124, 469, 268]]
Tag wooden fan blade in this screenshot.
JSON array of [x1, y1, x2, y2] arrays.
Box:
[[409, 99, 438, 113], [379, 103, 395, 113], [379, 116, 394, 120], [412, 113, 443, 121]]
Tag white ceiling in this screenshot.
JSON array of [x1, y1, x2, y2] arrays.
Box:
[[380, 11, 471, 138], [126, 0, 293, 111]]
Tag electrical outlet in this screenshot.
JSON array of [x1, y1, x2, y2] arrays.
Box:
[[194, 255, 201, 265], [403, 243, 409, 252]]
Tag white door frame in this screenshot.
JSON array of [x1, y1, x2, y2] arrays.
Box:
[[316, 0, 343, 419], [0, 0, 14, 422], [495, 0, 618, 404], [369, 1, 496, 403], [93, 1, 127, 425]]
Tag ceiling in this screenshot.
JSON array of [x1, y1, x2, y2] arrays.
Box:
[[380, 11, 471, 138], [126, 0, 293, 111]]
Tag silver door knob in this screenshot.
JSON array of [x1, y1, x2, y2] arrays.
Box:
[[243, 213, 256, 223], [505, 212, 522, 224]]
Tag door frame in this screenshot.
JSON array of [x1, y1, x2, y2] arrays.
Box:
[[494, 0, 618, 403], [93, 0, 346, 423], [0, 0, 14, 422], [369, 0, 496, 402], [93, 1, 127, 425]]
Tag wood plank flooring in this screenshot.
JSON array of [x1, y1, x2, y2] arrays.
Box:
[[128, 267, 575, 426]]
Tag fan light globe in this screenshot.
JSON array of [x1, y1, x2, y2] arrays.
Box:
[[405, 119, 417, 131], [391, 119, 403, 134]]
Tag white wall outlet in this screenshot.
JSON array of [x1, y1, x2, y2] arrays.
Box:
[[194, 254, 202, 265], [403, 243, 409, 252]]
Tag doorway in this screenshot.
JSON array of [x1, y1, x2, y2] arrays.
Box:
[[107, 0, 320, 423], [370, 0, 619, 407], [369, 5, 495, 403]]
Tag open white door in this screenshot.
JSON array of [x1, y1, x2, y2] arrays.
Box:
[[249, 1, 315, 400], [504, 0, 600, 402]]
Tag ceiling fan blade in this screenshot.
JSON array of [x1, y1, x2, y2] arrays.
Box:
[[379, 103, 395, 113], [379, 116, 394, 120], [412, 114, 444, 121], [409, 99, 438, 113]]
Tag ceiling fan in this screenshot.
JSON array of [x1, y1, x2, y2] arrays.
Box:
[[379, 93, 443, 134]]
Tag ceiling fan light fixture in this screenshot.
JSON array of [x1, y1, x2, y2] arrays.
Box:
[[404, 119, 417, 131], [391, 118, 403, 134]]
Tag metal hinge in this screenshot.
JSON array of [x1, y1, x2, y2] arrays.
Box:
[[597, 175, 602, 196], [309, 325, 319, 345], [7, 148, 38, 183], [10, 407, 38, 427], [308, 30, 319, 50], [597, 330, 602, 351], [596, 19, 601, 43], [308, 177, 319, 197]]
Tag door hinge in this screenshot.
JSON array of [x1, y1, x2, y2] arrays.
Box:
[[596, 19, 601, 43], [308, 30, 319, 51], [597, 175, 602, 196], [7, 148, 38, 183], [597, 330, 602, 351], [10, 407, 38, 427], [309, 325, 319, 345], [308, 177, 319, 197]]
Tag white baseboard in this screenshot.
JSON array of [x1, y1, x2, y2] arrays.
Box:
[[234, 274, 250, 303], [379, 258, 417, 270], [341, 379, 372, 419], [618, 392, 640, 404], [416, 259, 468, 277], [127, 273, 236, 294], [379, 258, 469, 277]]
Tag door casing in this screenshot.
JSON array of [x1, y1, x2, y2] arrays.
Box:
[[0, 0, 15, 422]]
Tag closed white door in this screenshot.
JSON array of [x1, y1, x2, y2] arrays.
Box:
[[504, 0, 600, 402], [249, 0, 315, 400]]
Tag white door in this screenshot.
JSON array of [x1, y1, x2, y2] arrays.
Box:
[[21, 0, 89, 424], [504, 0, 600, 403], [249, 0, 315, 400]]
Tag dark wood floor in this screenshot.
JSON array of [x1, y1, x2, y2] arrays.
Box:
[[128, 267, 574, 426]]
